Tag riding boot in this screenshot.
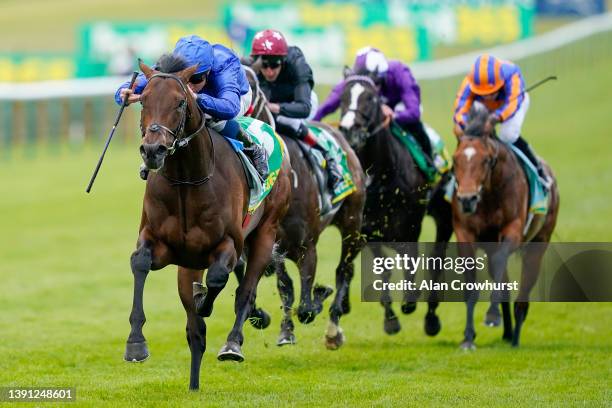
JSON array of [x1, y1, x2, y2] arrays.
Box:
[[406, 122, 433, 159], [322, 151, 344, 191], [297, 123, 344, 191], [513, 136, 551, 188], [230, 121, 269, 180]]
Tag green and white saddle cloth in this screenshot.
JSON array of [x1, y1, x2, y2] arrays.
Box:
[[390, 122, 451, 184], [306, 124, 356, 204], [236, 117, 285, 214]]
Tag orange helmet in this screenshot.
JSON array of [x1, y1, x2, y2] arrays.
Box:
[[468, 54, 504, 95]]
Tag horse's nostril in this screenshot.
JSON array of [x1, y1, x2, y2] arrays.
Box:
[[139, 145, 145, 156], [156, 145, 168, 155]]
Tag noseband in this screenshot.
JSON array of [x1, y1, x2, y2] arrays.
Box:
[[144, 73, 207, 155]]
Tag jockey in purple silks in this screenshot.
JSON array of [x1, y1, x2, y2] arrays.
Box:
[[314, 46, 432, 158]]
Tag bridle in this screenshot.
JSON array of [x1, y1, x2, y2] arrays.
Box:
[[142, 72, 214, 186], [454, 135, 500, 194], [342, 76, 388, 138]]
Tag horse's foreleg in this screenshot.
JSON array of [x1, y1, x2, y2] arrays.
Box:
[[194, 237, 237, 318], [456, 239, 478, 350], [125, 235, 171, 362], [513, 242, 546, 347], [276, 260, 296, 346], [178, 267, 205, 391], [425, 190, 453, 336], [296, 244, 322, 324], [218, 225, 276, 362]]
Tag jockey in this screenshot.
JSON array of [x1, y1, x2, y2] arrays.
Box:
[[314, 46, 433, 159], [248, 28, 344, 191], [115, 35, 269, 180], [453, 54, 549, 184]]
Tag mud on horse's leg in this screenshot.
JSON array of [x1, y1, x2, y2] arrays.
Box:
[[276, 260, 296, 346], [326, 230, 363, 350]]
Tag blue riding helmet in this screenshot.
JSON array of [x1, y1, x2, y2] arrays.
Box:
[[173, 35, 213, 75]]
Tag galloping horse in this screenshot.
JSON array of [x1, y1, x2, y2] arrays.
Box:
[[452, 102, 559, 348], [338, 75, 453, 336], [124, 58, 291, 390], [242, 65, 367, 349]]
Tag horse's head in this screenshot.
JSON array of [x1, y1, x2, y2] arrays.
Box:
[[338, 76, 382, 151], [138, 58, 199, 171], [453, 102, 499, 214]]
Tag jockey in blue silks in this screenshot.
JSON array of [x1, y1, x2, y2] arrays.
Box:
[[115, 35, 269, 180]]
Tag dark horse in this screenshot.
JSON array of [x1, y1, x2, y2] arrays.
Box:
[[338, 75, 453, 336], [124, 58, 291, 390], [452, 102, 559, 349], [241, 65, 367, 349]]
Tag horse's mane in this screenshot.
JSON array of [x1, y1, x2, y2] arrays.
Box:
[[464, 101, 490, 137], [155, 53, 189, 74]]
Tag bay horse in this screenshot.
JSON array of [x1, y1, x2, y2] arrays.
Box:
[[124, 58, 291, 390], [452, 102, 559, 349], [338, 75, 453, 337], [241, 65, 367, 349]]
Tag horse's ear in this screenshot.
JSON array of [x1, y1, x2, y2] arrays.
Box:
[[139, 59, 154, 79], [178, 64, 199, 83], [343, 65, 353, 79]]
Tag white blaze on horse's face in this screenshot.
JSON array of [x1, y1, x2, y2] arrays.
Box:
[[340, 83, 365, 130], [463, 147, 477, 161]]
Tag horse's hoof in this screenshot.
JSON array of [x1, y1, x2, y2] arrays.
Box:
[[217, 342, 244, 362], [384, 316, 401, 335], [401, 302, 417, 315], [297, 306, 316, 324], [248, 308, 271, 330], [124, 342, 149, 362], [484, 313, 501, 327], [277, 331, 296, 346], [424, 313, 441, 336], [325, 328, 345, 350], [460, 340, 476, 351]]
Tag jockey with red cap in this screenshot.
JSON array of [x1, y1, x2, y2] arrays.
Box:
[[116, 35, 269, 180], [453, 54, 549, 184], [248, 28, 344, 191], [314, 46, 433, 160]]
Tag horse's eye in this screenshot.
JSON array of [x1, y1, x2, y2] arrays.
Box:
[[177, 100, 186, 110]]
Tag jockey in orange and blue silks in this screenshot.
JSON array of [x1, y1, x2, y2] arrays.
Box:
[[453, 54, 549, 183]]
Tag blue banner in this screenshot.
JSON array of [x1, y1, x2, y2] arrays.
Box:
[[536, 0, 606, 16]]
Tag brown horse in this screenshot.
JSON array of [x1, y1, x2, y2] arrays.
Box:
[[452, 102, 560, 349], [338, 75, 454, 337], [124, 58, 291, 390], [241, 65, 367, 349]]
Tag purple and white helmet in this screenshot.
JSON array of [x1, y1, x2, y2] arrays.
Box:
[[352, 46, 389, 80]]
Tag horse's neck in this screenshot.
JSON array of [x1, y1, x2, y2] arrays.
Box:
[[363, 129, 403, 177], [483, 140, 518, 201], [252, 87, 274, 127]]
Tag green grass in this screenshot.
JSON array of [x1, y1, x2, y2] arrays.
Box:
[[1, 18, 612, 408]]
